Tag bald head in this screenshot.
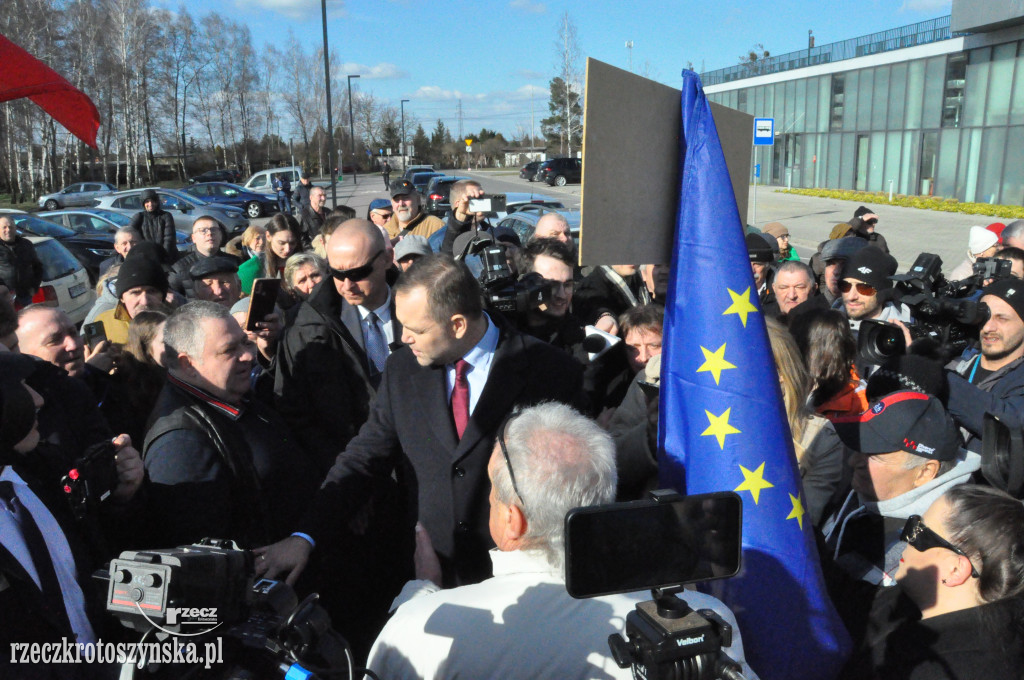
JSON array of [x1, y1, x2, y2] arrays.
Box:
[[532, 213, 571, 244], [327, 219, 392, 309]]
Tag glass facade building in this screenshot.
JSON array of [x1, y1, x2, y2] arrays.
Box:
[[702, 14, 1024, 205]]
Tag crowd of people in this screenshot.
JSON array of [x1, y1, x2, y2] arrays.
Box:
[[0, 181, 1022, 679]]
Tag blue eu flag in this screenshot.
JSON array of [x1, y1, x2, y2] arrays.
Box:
[[658, 70, 851, 680]]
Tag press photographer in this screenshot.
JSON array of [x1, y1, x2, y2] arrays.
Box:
[[946, 278, 1024, 452]]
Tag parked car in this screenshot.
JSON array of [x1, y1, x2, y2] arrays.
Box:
[[410, 171, 444, 197], [537, 157, 582, 187], [491, 192, 566, 223], [37, 182, 117, 210], [93, 188, 249, 236], [242, 166, 303, 195], [188, 169, 240, 184], [424, 176, 471, 217], [496, 207, 581, 248], [10, 213, 114, 282], [37, 208, 191, 249], [183, 182, 278, 219], [23, 236, 97, 325], [401, 164, 435, 182], [519, 161, 542, 182]]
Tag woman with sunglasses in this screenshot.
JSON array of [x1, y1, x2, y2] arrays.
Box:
[[842, 484, 1024, 679], [238, 213, 302, 295]]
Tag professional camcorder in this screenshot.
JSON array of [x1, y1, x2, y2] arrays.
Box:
[[453, 228, 553, 318], [62, 440, 118, 520], [859, 253, 1008, 363], [565, 490, 749, 680], [99, 538, 352, 680]]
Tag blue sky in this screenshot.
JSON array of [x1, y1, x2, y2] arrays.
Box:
[[163, 0, 953, 138]]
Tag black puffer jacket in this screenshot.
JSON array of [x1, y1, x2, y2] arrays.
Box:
[[129, 209, 178, 262], [0, 235, 43, 302]]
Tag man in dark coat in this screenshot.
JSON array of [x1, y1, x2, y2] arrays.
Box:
[[0, 215, 42, 307], [144, 301, 317, 548], [256, 254, 583, 589], [168, 215, 240, 297], [292, 172, 313, 215], [128, 189, 178, 262], [847, 205, 890, 254]]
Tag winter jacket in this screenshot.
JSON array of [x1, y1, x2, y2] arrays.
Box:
[[947, 352, 1024, 452], [128, 209, 177, 262], [0, 235, 43, 303]]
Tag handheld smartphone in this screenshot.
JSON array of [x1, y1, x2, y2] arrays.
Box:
[[245, 278, 281, 331], [467, 193, 507, 214], [564, 490, 743, 598], [82, 321, 107, 350]]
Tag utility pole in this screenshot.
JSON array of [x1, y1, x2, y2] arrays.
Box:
[[530, 87, 535, 149], [321, 0, 337, 207], [625, 40, 634, 72], [400, 99, 409, 171], [456, 99, 464, 142], [347, 74, 360, 185]]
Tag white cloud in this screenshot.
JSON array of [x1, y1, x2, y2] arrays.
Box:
[[342, 62, 408, 79], [510, 0, 546, 14], [899, 0, 951, 12], [413, 86, 487, 102], [239, 0, 345, 21]]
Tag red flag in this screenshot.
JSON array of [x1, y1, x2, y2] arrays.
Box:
[[0, 34, 100, 148]]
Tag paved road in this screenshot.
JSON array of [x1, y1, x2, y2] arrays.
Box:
[[280, 169, 992, 277]]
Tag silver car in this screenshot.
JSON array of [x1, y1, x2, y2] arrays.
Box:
[[24, 236, 96, 325], [38, 182, 117, 210], [92, 187, 249, 234]]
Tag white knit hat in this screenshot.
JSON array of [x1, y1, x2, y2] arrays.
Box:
[[968, 225, 999, 261]]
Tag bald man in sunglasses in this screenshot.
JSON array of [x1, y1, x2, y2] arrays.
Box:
[[275, 219, 401, 472]]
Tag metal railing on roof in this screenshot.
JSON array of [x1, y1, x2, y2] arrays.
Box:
[[701, 16, 952, 86]]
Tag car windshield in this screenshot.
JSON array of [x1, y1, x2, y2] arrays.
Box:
[[161, 189, 206, 206], [33, 239, 81, 280], [12, 214, 75, 238], [89, 209, 131, 226]]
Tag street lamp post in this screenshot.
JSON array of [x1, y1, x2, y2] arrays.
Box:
[[400, 99, 410, 172], [321, 0, 337, 207], [347, 74, 360, 185]]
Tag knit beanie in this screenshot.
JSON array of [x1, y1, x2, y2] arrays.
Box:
[[116, 249, 169, 299]]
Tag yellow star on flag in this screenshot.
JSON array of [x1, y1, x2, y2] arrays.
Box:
[[734, 462, 774, 504], [787, 493, 806, 530], [696, 344, 737, 385], [722, 287, 759, 327], [701, 408, 741, 449]]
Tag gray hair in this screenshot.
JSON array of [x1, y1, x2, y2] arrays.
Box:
[[902, 451, 956, 477], [163, 300, 234, 368], [775, 260, 815, 283], [284, 252, 327, 292], [493, 402, 617, 569], [114, 226, 141, 244], [1003, 219, 1024, 244]]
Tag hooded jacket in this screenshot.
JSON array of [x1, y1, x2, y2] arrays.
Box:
[[821, 449, 981, 586], [128, 208, 178, 262]]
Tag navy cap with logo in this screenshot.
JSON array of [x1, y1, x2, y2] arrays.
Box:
[[746, 232, 774, 264], [832, 391, 960, 461], [389, 179, 416, 199]]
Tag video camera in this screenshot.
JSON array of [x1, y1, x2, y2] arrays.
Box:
[[453, 228, 553, 319], [61, 440, 118, 520], [859, 253, 1007, 363], [98, 538, 351, 679], [565, 490, 749, 680]]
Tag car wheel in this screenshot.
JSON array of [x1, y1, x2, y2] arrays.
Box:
[[246, 201, 263, 218], [554, 175, 567, 187], [44, 199, 59, 210]]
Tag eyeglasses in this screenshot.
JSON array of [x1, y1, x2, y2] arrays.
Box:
[[330, 250, 384, 282], [496, 413, 526, 509], [193, 227, 217, 236], [839, 280, 876, 296], [900, 515, 980, 578]]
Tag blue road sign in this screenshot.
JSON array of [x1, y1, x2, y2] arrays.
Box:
[[754, 118, 774, 146], [754, 163, 761, 178]]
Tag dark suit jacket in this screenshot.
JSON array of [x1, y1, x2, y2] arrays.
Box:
[[275, 280, 400, 471], [299, 318, 583, 586]]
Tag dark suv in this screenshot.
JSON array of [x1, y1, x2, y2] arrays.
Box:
[[189, 169, 240, 184], [537, 158, 582, 187]]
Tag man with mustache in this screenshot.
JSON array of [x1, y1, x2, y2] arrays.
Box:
[[382, 179, 444, 242]]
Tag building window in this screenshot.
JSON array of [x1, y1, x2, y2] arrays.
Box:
[[830, 74, 845, 130], [737, 89, 748, 113], [941, 53, 967, 128]]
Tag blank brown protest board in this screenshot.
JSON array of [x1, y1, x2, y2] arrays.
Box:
[[579, 58, 753, 266]]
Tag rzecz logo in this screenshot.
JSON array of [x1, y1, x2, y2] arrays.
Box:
[[165, 607, 218, 626]]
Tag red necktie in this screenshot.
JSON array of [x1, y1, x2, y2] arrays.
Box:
[[451, 359, 470, 439]]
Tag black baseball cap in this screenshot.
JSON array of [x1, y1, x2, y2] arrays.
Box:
[[832, 390, 960, 461], [746, 232, 774, 264], [389, 179, 415, 198], [189, 255, 239, 280]]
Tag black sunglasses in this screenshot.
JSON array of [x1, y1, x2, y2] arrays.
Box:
[[496, 413, 526, 509], [330, 250, 384, 282], [900, 515, 980, 578]]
